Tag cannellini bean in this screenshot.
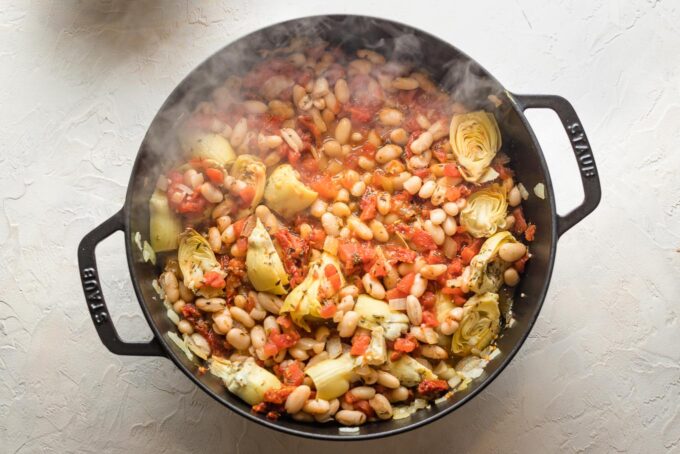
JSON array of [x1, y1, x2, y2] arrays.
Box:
[[358, 156, 375, 171], [160, 271, 179, 303], [369, 394, 393, 420], [336, 188, 350, 203], [326, 335, 342, 358], [499, 243, 527, 262], [303, 398, 330, 415], [390, 128, 408, 145], [321, 212, 342, 236], [200, 182, 223, 204], [420, 264, 448, 280], [351, 181, 366, 197], [335, 118, 352, 144], [357, 48, 386, 64], [377, 192, 391, 215], [212, 309, 232, 334], [505, 214, 516, 230], [243, 100, 267, 114], [369, 219, 389, 243], [281, 127, 303, 151], [315, 398, 340, 423], [178, 282, 194, 303], [221, 225, 236, 244], [230, 118, 248, 147], [379, 108, 404, 126], [207, 227, 222, 252], [403, 175, 423, 195], [418, 180, 436, 199], [410, 131, 433, 155], [312, 77, 330, 97], [375, 144, 403, 164], [195, 297, 226, 312], [388, 386, 409, 402], [392, 77, 419, 90], [349, 386, 376, 400], [263, 316, 279, 336], [424, 220, 445, 246], [443, 216, 458, 236], [334, 79, 350, 104], [427, 120, 448, 141], [411, 326, 439, 344], [421, 344, 449, 360], [226, 328, 250, 350], [172, 300, 186, 314], [348, 216, 373, 241], [178, 319, 193, 335], [292, 411, 314, 422], [504, 267, 520, 286], [406, 295, 423, 325], [376, 371, 400, 389], [439, 319, 459, 336], [256, 292, 282, 314], [443, 202, 459, 216], [215, 215, 232, 233], [340, 285, 359, 298], [410, 273, 427, 297], [289, 347, 309, 361], [362, 273, 386, 300], [335, 410, 366, 426], [323, 139, 343, 158], [250, 326, 266, 349], [338, 311, 360, 338], [332, 202, 351, 218], [429, 208, 446, 225], [285, 385, 311, 414], [508, 186, 522, 207], [229, 306, 255, 328], [310, 199, 328, 218], [184, 168, 204, 189]]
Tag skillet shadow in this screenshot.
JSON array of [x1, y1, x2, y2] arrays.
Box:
[[38, 0, 187, 66]]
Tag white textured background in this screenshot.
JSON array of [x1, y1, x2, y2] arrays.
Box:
[[1, 1, 679, 452]]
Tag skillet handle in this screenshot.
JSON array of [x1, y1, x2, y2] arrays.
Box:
[[78, 209, 166, 357], [513, 94, 601, 236]]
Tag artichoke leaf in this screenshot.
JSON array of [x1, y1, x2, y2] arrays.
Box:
[[354, 294, 410, 341], [305, 354, 355, 400], [231, 155, 267, 217], [449, 111, 501, 183], [387, 355, 439, 387], [264, 164, 318, 219], [281, 253, 345, 331], [467, 231, 519, 294], [149, 189, 182, 252], [185, 133, 236, 167], [459, 184, 508, 238], [209, 357, 281, 405], [355, 326, 388, 367], [452, 292, 500, 356], [178, 228, 225, 298], [246, 218, 289, 295]]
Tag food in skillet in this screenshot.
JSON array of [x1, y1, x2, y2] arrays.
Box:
[[150, 41, 536, 426]]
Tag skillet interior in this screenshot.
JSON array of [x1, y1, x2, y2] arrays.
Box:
[[123, 15, 557, 439]]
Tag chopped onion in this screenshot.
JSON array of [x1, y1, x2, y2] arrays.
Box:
[[167, 331, 194, 361], [517, 183, 530, 200], [339, 427, 360, 434], [142, 241, 156, 265], [533, 182, 545, 199], [388, 298, 407, 311], [166, 308, 180, 325], [151, 279, 164, 298], [133, 231, 142, 251]]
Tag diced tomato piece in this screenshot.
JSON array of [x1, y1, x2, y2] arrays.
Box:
[[353, 399, 375, 418], [514, 253, 530, 273], [422, 310, 438, 327], [252, 402, 268, 414], [411, 229, 437, 251], [276, 315, 293, 330], [417, 379, 448, 398], [205, 167, 224, 184], [350, 334, 371, 356], [348, 105, 374, 123], [263, 341, 279, 358], [412, 167, 431, 179], [447, 258, 463, 277], [525, 224, 536, 241], [383, 245, 417, 264], [238, 186, 255, 206], [390, 351, 404, 361], [319, 303, 338, 319], [281, 361, 305, 386], [421, 292, 436, 309], [443, 164, 461, 178], [386, 287, 408, 300], [359, 192, 377, 221], [308, 227, 326, 250], [393, 334, 418, 353], [513, 207, 528, 234], [442, 287, 467, 305], [396, 272, 416, 295], [460, 238, 484, 265], [203, 271, 226, 288], [425, 250, 445, 264], [344, 391, 359, 404], [446, 187, 462, 202], [263, 386, 296, 404], [309, 175, 339, 200]]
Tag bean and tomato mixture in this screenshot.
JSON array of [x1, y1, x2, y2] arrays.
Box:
[[154, 41, 534, 426]]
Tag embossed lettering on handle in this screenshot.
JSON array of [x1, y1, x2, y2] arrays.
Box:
[[82, 266, 109, 325], [566, 122, 597, 178]]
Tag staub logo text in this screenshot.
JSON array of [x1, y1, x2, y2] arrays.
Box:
[[82, 267, 108, 325], [566, 122, 597, 178]]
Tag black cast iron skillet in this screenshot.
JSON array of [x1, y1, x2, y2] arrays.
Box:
[[78, 15, 600, 440]]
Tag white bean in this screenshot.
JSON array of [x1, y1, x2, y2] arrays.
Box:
[[375, 144, 403, 164], [160, 271, 179, 303], [392, 77, 419, 90], [406, 294, 423, 325], [421, 344, 449, 360], [351, 181, 366, 197], [338, 311, 360, 338], [229, 306, 255, 328], [418, 180, 436, 199], [349, 386, 376, 400], [443, 202, 459, 216], [195, 297, 226, 312], [403, 175, 423, 195], [303, 398, 330, 415], [226, 328, 250, 350], [334, 79, 350, 104], [410, 131, 433, 155], [499, 243, 527, 262], [410, 273, 427, 297], [369, 219, 389, 243], [348, 216, 373, 241], [285, 385, 311, 414], [178, 319, 193, 335], [379, 108, 404, 126], [212, 309, 232, 334], [443, 216, 458, 236], [362, 273, 386, 300], [504, 267, 520, 286], [321, 212, 341, 236], [419, 264, 447, 280], [332, 202, 351, 218], [200, 182, 223, 204], [323, 139, 343, 158], [390, 128, 408, 145], [369, 394, 393, 420], [429, 208, 446, 225], [250, 326, 266, 349], [335, 410, 366, 426], [335, 118, 352, 144]]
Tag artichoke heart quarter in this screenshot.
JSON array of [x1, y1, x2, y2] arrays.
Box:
[[467, 231, 519, 294], [452, 292, 500, 356], [449, 111, 501, 183], [246, 218, 289, 295], [460, 184, 508, 238], [264, 164, 318, 219], [231, 155, 267, 211], [185, 133, 236, 167], [281, 253, 345, 331], [178, 229, 225, 298]]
